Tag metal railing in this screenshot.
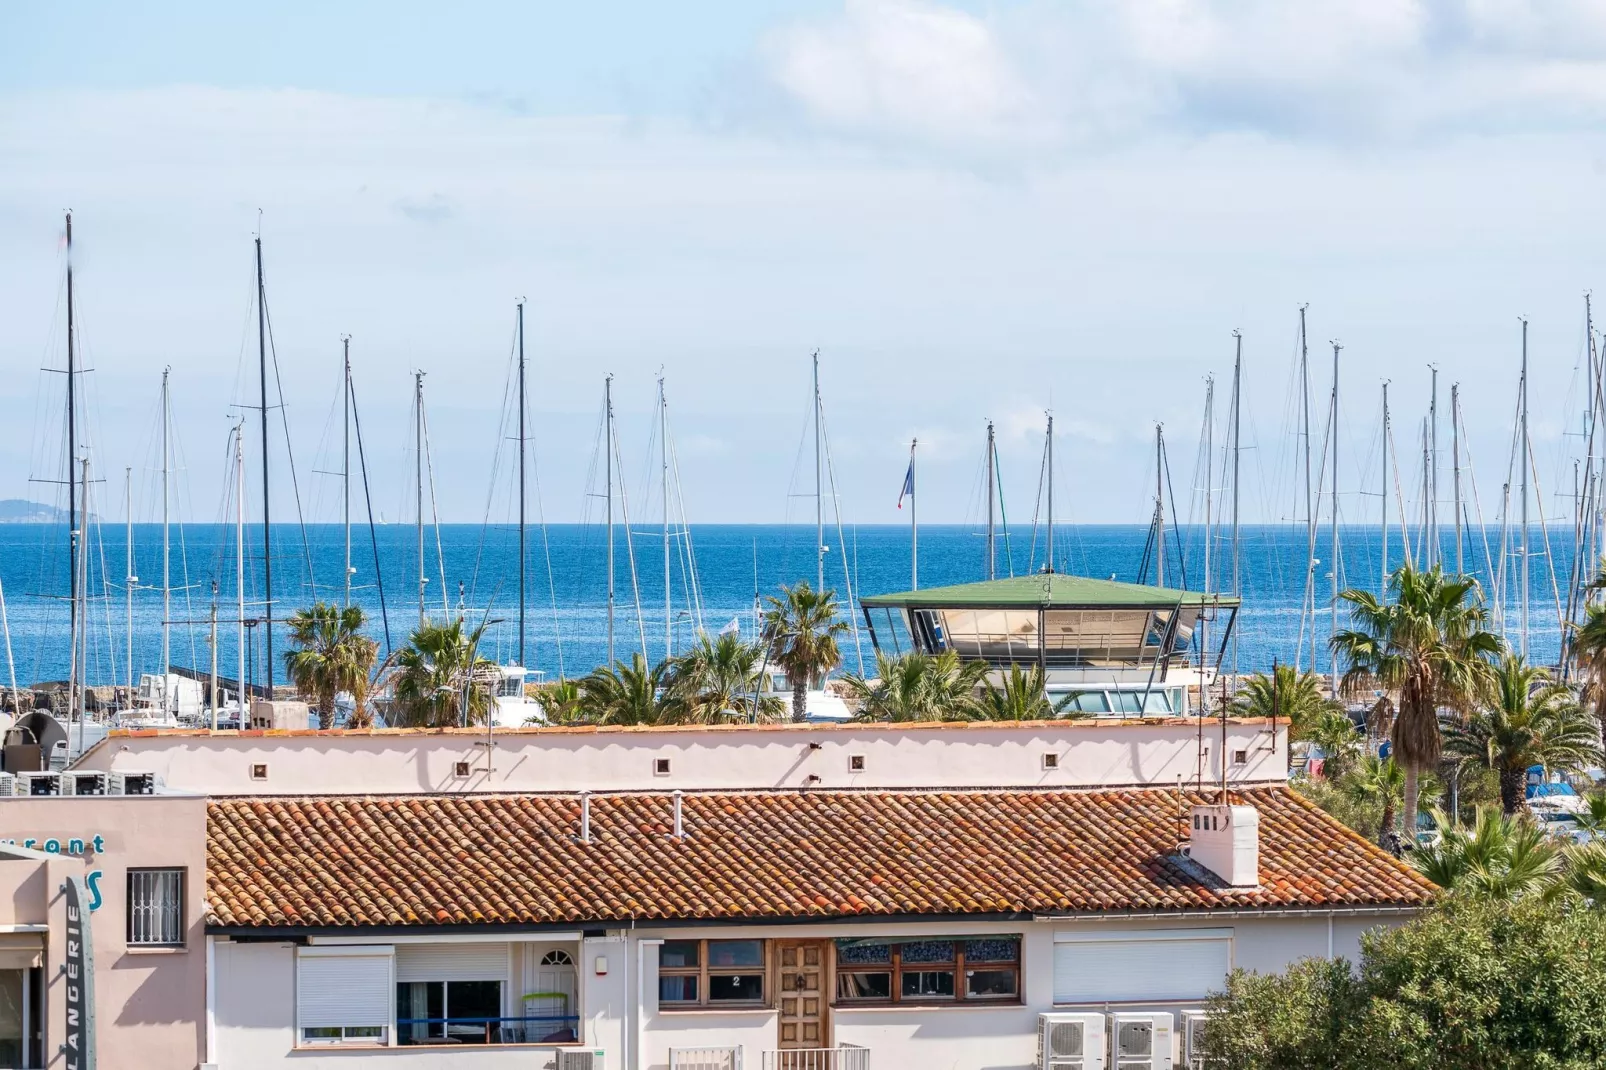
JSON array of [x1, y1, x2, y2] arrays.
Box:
[[396, 1015, 580, 1046], [761, 1047, 869, 1070], [670, 1046, 744, 1070]]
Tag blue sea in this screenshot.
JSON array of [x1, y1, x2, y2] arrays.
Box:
[[0, 521, 1580, 689]]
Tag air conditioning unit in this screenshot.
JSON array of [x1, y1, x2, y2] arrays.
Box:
[[1179, 1011, 1208, 1070], [1111, 1012, 1173, 1070], [110, 771, 158, 796], [1038, 1013, 1106, 1070], [0, 772, 15, 797], [63, 771, 108, 796], [555, 1050, 605, 1070], [20, 772, 61, 796]]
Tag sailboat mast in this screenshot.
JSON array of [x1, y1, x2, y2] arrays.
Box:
[[1298, 305, 1315, 669], [1155, 424, 1165, 586], [1452, 382, 1463, 574], [1201, 377, 1214, 667], [1046, 414, 1055, 573], [343, 337, 352, 609], [1521, 318, 1531, 658], [1381, 382, 1390, 595], [76, 456, 90, 753], [66, 212, 79, 682], [1429, 366, 1438, 568], [410, 380, 430, 623], [1329, 340, 1341, 696], [125, 467, 134, 692], [661, 375, 671, 659], [1231, 333, 1242, 684], [256, 237, 274, 695], [517, 302, 527, 666], [605, 375, 615, 667], [161, 367, 171, 705], [235, 420, 246, 709], [814, 352, 824, 592], [985, 421, 996, 580]]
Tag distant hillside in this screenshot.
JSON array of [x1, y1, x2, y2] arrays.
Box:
[[0, 500, 70, 523]]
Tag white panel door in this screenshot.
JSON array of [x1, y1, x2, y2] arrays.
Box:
[[1053, 931, 1230, 1004]]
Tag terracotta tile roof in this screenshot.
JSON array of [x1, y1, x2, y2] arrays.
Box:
[[204, 786, 1433, 929]]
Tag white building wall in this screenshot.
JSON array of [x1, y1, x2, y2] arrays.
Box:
[[209, 912, 1409, 1070]]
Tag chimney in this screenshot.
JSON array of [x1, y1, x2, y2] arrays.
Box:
[[672, 790, 685, 840], [1188, 803, 1259, 887], [579, 791, 592, 844]]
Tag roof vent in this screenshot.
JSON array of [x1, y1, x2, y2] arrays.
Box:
[[578, 790, 592, 844], [672, 789, 685, 840], [1189, 803, 1259, 887]]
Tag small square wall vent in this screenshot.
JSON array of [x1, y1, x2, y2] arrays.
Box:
[[249, 763, 268, 781], [1232, 750, 1248, 766], [654, 758, 672, 776], [1042, 753, 1059, 770], [453, 761, 472, 777], [849, 754, 866, 772]]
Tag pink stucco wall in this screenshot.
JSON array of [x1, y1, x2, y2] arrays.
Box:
[[0, 795, 207, 1070], [76, 719, 1288, 796]]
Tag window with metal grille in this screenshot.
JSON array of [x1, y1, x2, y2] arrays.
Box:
[[127, 868, 185, 947]]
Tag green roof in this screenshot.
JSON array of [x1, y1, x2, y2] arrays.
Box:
[[859, 573, 1240, 610]]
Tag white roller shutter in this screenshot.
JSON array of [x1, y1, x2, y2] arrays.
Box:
[[396, 943, 509, 983], [297, 947, 394, 1030], [1054, 929, 1230, 1004]]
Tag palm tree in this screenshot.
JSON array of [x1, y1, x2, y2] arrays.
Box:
[[1330, 563, 1503, 838], [1444, 655, 1601, 815], [1560, 840, 1606, 903], [1411, 807, 1563, 901], [1231, 664, 1335, 733], [668, 632, 785, 723], [978, 664, 1077, 721], [1572, 792, 1606, 838], [1569, 599, 1606, 751], [282, 602, 379, 730], [532, 678, 584, 726], [842, 650, 988, 722], [1341, 753, 1405, 847], [386, 617, 495, 728], [1302, 709, 1363, 781], [762, 581, 849, 722], [575, 653, 680, 726]]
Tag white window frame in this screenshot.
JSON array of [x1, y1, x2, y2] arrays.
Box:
[[296, 946, 396, 1047], [126, 868, 185, 948]]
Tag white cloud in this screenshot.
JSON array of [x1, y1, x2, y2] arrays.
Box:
[[757, 0, 1606, 148], [761, 0, 1043, 145]]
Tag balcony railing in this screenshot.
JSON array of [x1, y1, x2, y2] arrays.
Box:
[[397, 1015, 580, 1046], [761, 1047, 869, 1070], [670, 1047, 744, 1070]]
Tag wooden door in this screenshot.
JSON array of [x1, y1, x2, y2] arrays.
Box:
[[775, 940, 830, 1050]]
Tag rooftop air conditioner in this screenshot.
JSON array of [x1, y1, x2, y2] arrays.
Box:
[[556, 1050, 605, 1070], [1111, 1012, 1173, 1070], [0, 772, 15, 797], [20, 772, 61, 796], [1039, 1013, 1106, 1070], [1179, 1011, 1209, 1070], [110, 771, 158, 796], [63, 771, 108, 796]]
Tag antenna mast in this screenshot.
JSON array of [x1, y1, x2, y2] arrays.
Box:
[[1329, 340, 1342, 697], [814, 352, 824, 592], [1230, 332, 1242, 685], [1520, 318, 1530, 659], [343, 337, 352, 608], [414, 372, 426, 626], [1046, 413, 1056, 573], [606, 375, 615, 667], [661, 374, 671, 659], [161, 367, 172, 711], [1381, 382, 1390, 596], [985, 421, 996, 580]]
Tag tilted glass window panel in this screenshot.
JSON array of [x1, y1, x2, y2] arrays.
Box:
[[660, 941, 700, 969], [900, 940, 956, 964], [707, 940, 763, 968]]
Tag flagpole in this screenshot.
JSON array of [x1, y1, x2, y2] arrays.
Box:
[[909, 439, 918, 591]]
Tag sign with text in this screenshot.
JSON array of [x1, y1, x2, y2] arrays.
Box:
[[63, 876, 96, 1070]]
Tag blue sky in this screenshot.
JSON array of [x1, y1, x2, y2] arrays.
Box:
[[4, 1, 1606, 531]]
